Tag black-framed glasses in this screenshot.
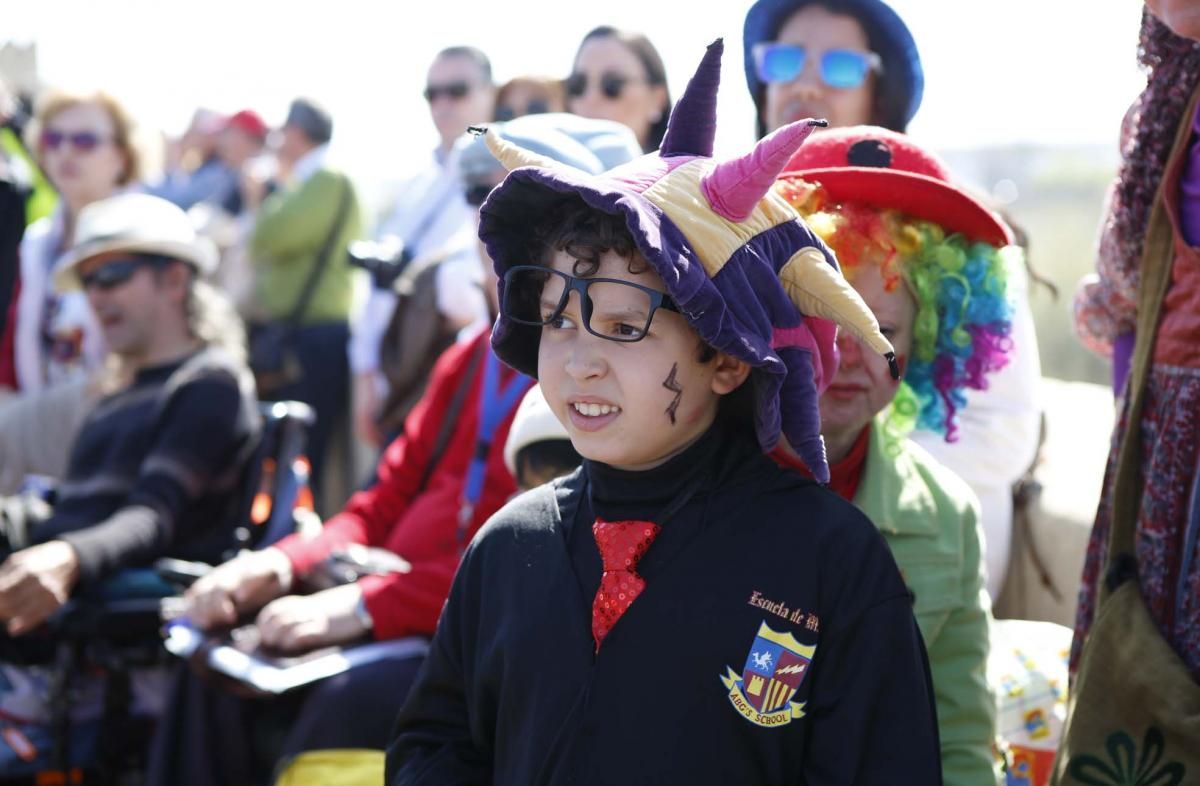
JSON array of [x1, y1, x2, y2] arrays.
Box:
[[502, 265, 679, 343], [423, 81, 473, 103], [565, 72, 641, 101], [77, 254, 169, 291]]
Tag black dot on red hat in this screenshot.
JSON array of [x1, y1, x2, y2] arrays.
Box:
[[847, 139, 892, 168]]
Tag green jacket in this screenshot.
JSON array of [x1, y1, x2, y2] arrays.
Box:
[[854, 416, 997, 785], [0, 127, 57, 224], [250, 167, 361, 324]]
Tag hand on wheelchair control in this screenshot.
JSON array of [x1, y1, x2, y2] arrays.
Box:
[[0, 540, 81, 635], [184, 547, 293, 629], [255, 583, 370, 653]]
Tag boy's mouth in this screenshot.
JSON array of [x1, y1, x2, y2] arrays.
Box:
[[571, 402, 621, 417], [567, 399, 622, 433]]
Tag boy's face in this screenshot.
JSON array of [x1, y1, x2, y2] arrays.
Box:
[[535, 248, 745, 471]]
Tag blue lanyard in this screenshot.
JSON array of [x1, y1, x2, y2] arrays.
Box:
[[458, 349, 529, 542]]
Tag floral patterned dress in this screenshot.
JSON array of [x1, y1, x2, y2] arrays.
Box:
[[1072, 95, 1200, 681]]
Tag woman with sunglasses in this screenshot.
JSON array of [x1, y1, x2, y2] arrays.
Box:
[[3, 89, 141, 396], [743, 0, 922, 139], [566, 26, 671, 153], [0, 90, 142, 488]]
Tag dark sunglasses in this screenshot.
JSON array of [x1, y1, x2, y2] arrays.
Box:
[[423, 81, 473, 103], [493, 99, 550, 122], [464, 183, 496, 208], [77, 254, 169, 291], [565, 72, 639, 101], [502, 265, 679, 343], [753, 43, 882, 90], [40, 129, 109, 153]]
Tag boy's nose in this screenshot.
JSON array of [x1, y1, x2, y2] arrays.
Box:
[[564, 334, 608, 381]]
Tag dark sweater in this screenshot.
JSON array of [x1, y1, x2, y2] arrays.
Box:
[[33, 346, 259, 582], [388, 422, 942, 785]]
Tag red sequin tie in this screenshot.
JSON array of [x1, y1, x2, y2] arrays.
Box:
[[591, 518, 661, 651]]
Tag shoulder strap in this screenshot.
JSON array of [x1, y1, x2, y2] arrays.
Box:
[[415, 336, 489, 493], [403, 175, 461, 256], [284, 174, 353, 328], [1102, 84, 1200, 601]]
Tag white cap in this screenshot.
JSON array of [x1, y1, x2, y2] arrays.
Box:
[[503, 385, 570, 476], [55, 193, 218, 292]]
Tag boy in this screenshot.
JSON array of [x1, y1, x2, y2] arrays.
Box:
[[388, 41, 941, 785]]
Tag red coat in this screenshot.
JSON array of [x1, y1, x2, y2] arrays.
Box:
[[0, 278, 19, 389], [274, 327, 532, 640]]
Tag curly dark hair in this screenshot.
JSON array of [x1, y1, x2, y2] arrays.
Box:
[[1111, 10, 1200, 277], [531, 195, 718, 363], [537, 195, 643, 276]]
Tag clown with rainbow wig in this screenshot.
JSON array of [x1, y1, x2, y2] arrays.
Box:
[[775, 125, 1011, 785]]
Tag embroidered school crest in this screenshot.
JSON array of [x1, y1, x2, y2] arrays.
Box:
[[720, 621, 816, 727]]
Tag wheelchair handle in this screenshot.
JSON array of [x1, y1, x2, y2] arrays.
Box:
[[153, 557, 214, 587]]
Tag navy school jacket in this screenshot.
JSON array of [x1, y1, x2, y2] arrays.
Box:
[[387, 452, 942, 785]]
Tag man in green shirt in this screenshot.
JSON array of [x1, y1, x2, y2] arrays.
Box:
[[246, 98, 361, 500]]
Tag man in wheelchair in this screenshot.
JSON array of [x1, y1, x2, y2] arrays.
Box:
[[0, 193, 259, 779], [146, 114, 642, 786]]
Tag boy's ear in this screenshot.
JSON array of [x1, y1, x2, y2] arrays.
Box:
[[710, 351, 751, 395]]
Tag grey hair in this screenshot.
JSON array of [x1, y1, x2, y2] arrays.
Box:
[[186, 278, 246, 365]]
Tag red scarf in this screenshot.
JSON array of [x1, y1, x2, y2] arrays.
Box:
[[770, 426, 871, 501]]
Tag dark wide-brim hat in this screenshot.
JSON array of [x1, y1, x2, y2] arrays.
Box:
[[480, 40, 899, 483], [779, 125, 1013, 246], [743, 0, 924, 131]]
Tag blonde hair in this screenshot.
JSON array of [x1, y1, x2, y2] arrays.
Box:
[[27, 89, 143, 185]]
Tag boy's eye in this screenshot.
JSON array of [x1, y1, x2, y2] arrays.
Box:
[[610, 321, 644, 338], [546, 313, 577, 330]]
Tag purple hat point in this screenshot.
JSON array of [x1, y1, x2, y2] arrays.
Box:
[[658, 38, 724, 158]]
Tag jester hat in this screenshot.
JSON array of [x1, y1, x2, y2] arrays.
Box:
[[480, 40, 895, 483]]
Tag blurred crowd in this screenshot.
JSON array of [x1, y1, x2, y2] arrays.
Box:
[[0, 1, 1194, 784]]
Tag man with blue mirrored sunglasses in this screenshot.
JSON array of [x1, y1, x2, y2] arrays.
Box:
[[743, 0, 923, 138]]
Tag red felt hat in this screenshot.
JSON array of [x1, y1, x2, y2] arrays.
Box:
[[779, 125, 1013, 247], [225, 109, 269, 140]]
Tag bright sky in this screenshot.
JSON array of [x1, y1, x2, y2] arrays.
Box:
[[8, 0, 1146, 192]]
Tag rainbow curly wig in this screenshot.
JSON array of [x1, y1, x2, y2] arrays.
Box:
[[777, 178, 1014, 441]]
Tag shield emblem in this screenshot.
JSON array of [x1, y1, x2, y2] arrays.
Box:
[[740, 622, 814, 712], [721, 620, 817, 727]]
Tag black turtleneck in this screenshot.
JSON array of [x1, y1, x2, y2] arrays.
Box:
[[566, 418, 760, 604], [391, 401, 943, 786]]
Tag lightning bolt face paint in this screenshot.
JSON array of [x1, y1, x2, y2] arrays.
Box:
[[663, 363, 683, 425]]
